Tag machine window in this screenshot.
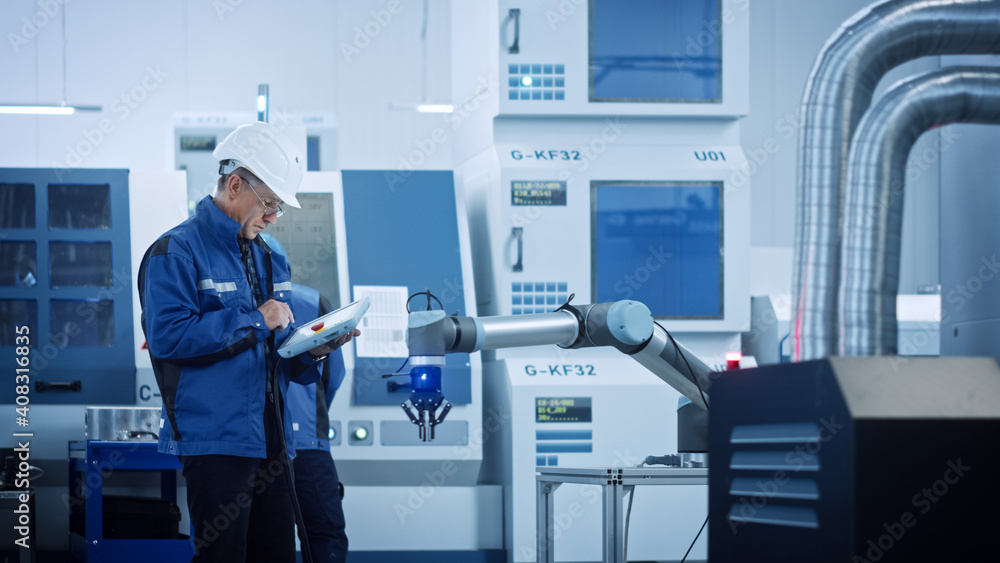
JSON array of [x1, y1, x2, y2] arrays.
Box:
[[49, 242, 113, 288], [0, 299, 37, 346], [590, 0, 722, 102], [0, 183, 35, 228], [0, 241, 36, 287], [49, 184, 112, 229], [50, 299, 115, 346], [592, 181, 723, 318]]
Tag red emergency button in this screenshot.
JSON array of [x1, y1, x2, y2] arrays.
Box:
[[725, 352, 742, 370], [311, 322, 325, 332]]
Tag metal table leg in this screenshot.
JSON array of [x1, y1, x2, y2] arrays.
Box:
[[536, 479, 560, 563], [603, 478, 627, 563]]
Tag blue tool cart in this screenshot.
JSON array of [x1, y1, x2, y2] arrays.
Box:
[[68, 441, 192, 562]]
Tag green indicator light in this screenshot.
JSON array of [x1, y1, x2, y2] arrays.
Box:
[[353, 427, 368, 441]]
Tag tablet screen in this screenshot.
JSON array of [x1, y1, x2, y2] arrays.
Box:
[[278, 296, 370, 358], [291, 301, 362, 339]]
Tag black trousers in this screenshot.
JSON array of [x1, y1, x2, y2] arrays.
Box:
[[181, 399, 295, 562], [181, 452, 295, 563], [293, 449, 349, 562]]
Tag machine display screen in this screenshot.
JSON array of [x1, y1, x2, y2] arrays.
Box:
[[591, 181, 723, 319], [536, 397, 592, 423], [589, 0, 722, 102], [511, 181, 567, 206], [179, 135, 217, 152]]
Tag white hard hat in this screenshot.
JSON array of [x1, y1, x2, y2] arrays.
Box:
[[213, 121, 305, 208]]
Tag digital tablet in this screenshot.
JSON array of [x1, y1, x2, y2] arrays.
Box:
[[277, 296, 370, 358]]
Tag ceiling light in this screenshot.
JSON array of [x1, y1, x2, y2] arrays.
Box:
[[0, 104, 100, 115], [415, 104, 454, 113]]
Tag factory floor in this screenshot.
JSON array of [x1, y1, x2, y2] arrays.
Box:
[[23, 554, 706, 563], [25, 551, 706, 563], [24, 551, 512, 563]]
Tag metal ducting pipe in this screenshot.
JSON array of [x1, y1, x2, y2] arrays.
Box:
[[839, 67, 1000, 355], [791, 0, 1000, 361]]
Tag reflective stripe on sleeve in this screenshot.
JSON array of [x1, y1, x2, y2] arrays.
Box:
[[197, 279, 238, 293]]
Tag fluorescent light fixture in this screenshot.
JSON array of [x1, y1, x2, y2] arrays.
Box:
[[415, 104, 454, 113], [0, 104, 101, 115], [257, 84, 269, 122], [389, 102, 455, 114]]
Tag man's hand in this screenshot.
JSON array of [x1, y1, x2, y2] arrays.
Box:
[[308, 328, 361, 358], [258, 299, 295, 331]]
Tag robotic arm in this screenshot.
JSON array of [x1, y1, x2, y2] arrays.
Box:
[[394, 296, 714, 441]]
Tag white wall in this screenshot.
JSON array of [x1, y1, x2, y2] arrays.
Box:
[[1, 0, 338, 169], [0, 0, 452, 171], [335, 0, 453, 169]]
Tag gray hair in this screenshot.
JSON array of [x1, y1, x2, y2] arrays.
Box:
[[215, 164, 264, 195]]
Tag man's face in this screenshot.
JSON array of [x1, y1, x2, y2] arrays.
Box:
[[234, 175, 283, 240]]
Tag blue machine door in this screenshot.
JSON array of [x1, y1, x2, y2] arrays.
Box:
[[0, 168, 135, 404]]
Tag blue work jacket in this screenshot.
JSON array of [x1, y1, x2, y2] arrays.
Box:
[[285, 284, 347, 452], [138, 196, 323, 459]]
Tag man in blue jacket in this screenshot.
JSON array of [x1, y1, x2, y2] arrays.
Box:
[[138, 122, 354, 563], [262, 234, 350, 562]]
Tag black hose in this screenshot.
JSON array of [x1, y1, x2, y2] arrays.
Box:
[[274, 357, 313, 563]]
